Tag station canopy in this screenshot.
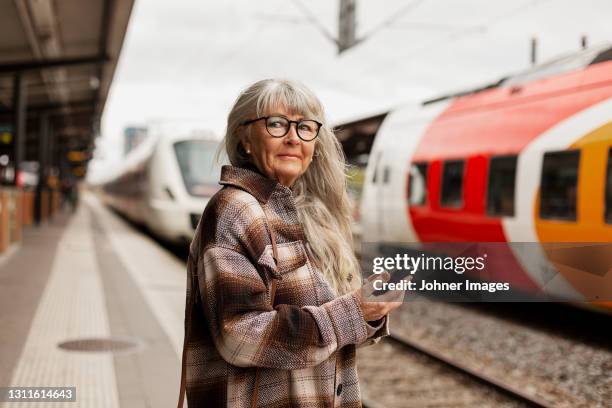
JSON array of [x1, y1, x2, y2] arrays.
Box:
[[0, 0, 135, 176]]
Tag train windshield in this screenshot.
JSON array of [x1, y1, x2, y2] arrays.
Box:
[[174, 140, 220, 197]]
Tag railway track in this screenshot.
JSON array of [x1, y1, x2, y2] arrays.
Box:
[[357, 300, 610, 408], [357, 332, 531, 408], [382, 332, 553, 408]]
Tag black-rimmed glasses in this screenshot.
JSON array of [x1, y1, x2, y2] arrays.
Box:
[[241, 116, 322, 141]]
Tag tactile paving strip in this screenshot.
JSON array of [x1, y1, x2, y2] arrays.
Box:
[[2, 207, 120, 408]]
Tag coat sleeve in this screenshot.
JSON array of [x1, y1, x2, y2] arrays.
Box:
[[197, 245, 371, 369], [357, 315, 390, 349]]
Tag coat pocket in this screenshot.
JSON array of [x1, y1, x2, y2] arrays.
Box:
[[256, 240, 308, 277]]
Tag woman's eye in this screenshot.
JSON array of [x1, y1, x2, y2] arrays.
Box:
[[299, 123, 314, 132], [268, 119, 286, 128]]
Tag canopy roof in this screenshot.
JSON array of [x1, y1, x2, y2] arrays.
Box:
[[0, 0, 135, 165]]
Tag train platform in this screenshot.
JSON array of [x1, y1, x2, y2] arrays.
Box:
[[0, 192, 187, 408]]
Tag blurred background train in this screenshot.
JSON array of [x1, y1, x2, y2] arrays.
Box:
[[93, 128, 223, 244], [339, 43, 612, 305]]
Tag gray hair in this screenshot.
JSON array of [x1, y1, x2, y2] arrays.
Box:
[[220, 79, 361, 295]]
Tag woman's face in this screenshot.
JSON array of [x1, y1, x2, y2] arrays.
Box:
[[242, 107, 317, 187]]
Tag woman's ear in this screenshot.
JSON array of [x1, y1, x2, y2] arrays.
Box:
[[240, 137, 251, 154], [240, 132, 252, 155]]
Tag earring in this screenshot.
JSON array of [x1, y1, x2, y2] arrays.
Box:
[[246, 149, 251, 154]]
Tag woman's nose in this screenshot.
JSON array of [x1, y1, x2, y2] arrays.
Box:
[[285, 123, 301, 144]]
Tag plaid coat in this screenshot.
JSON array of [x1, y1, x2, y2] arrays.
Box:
[[183, 164, 389, 408]]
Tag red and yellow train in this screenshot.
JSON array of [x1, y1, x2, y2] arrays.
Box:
[[344, 44, 612, 306]]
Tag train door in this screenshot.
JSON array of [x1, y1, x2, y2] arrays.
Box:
[[377, 124, 418, 244], [361, 105, 420, 244], [361, 101, 451, 246], [374, 152, 387, 239], [361, 149, 383, 244], [378, 154, 397, 241]]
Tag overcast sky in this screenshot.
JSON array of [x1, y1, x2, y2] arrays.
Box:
[[89, 0, 612, 180]]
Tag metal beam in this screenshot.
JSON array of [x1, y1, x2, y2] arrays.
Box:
[[0, 55, 109, 73], [0, 78, 97, 99], [95, 0, 113, 115], [0, 99, 96, 114]]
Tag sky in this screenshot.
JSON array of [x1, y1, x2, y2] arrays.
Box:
[[89, 0, 612, 181]]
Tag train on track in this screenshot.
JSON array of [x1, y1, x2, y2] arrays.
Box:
[[94, 129, 222, 244], [95, 44, 611, 306], [339, 43, 612, 306]]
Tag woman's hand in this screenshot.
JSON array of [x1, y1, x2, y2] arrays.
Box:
[[353, 271, 410, 321]]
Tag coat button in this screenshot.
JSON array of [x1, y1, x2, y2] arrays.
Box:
[[336, 383, 343, 396]]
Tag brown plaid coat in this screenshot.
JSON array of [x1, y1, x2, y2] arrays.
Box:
[[183, 164, 389, 407]]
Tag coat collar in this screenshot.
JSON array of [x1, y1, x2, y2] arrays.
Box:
[[219, 164, 293, 204]]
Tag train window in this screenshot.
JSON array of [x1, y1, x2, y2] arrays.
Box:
[[174, 140, 220, 197], [487, 155, 517, 216], [440, 160, 465, 208], [383, 166, 391, 184], [372, 152, 382, 183], [540, 150, 580, 221], [408, 163, 428, 206], [606, 148, 612, 223]]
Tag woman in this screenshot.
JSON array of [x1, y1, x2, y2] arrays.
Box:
[[179, 79, 406, 407]]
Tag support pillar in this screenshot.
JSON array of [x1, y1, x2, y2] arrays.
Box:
[[12, 73, 27, 186], [0, 191, 8, 252], [35, 112, 49, 225]]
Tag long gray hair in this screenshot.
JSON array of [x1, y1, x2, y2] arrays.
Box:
[[221, 79, 361, 295]]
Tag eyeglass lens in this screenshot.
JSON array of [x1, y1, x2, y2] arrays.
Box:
[[265, 116, 319, 140]]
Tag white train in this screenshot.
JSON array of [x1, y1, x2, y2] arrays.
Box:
[[96, 130, 223, 244]]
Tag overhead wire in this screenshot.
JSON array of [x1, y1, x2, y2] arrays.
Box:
[[358, 0, 427, 44], [290, 0, 339, 46], [363, 0, 553, 74]]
